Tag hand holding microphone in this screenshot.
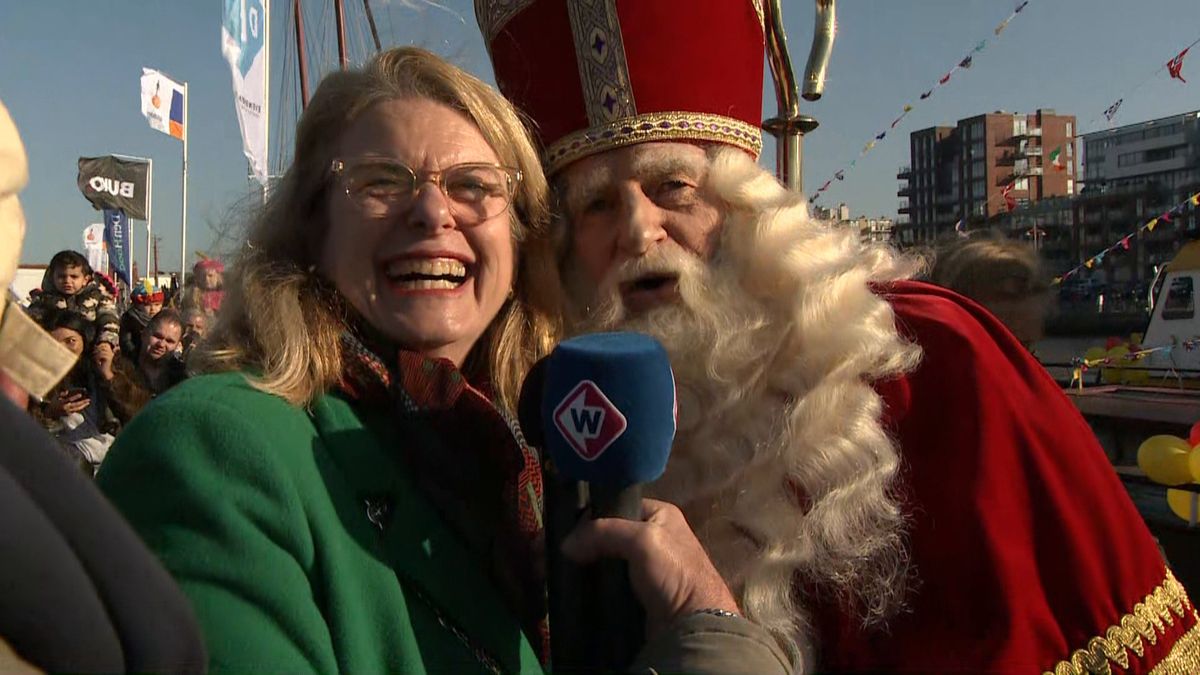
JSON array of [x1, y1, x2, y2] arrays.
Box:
[[520, 332, 740, 671], [561, 498, 741, 636]]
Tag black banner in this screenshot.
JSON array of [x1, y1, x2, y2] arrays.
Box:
[[77, 156, 149, 220]]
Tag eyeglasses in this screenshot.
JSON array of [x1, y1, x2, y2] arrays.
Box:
[[330, 158, 522, 224]]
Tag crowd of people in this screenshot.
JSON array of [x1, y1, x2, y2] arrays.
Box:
[[17, 251, 220, 475], [1, 2, 1199, 673]]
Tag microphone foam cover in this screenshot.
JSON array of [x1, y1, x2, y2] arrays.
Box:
[[541, 332, 676, 487]]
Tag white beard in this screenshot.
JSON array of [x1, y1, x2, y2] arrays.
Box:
[[564, 147, 924, 666]]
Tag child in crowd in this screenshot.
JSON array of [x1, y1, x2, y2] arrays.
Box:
[[184, 257, 224, 316], [25, 250, 120, 348], [119, 282, 164, 360]]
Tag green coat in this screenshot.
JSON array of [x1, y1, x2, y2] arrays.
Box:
[[98, 372, 545, 674]]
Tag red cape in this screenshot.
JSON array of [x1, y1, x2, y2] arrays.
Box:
[[813, 281, 1200, 673]]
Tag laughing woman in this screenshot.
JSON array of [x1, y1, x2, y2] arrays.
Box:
[[97, 48, 787, 674]]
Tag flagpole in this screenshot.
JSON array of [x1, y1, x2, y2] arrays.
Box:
[[180, 81, 189, 289], [145, 158, 153, 277], [263, 0, 271, 201]]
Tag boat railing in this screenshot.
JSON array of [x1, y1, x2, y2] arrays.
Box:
[[1041, 360, 1200, 390]]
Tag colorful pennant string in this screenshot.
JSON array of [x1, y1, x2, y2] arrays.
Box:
[[1094, 35, 1199, 126], [809, 1, 1039, 205], [1168, 46, 1190, 83], [1067, 337, 1200, 390], [1051, 191, 1200, 285]]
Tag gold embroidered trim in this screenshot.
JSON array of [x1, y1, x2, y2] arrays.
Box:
[[1045, 568, 1198, 675], [567, 0, 636, 126], [1150, 616, 1200, 675], [544, 111, 763, 174]]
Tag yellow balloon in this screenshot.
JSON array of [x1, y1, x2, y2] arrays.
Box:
[[1083, 346, 1108, 363], [1103, 345, 1130, 384], [1190, 445, 1200, 483], [1167, 488, 1200, 523], [1138, 435, 1194, 485]]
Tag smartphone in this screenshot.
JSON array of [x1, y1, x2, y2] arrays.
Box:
[[62, 387, 89, 399]]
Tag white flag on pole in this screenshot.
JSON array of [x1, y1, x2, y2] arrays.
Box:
[[82, 223, 107, 273], [140, 68, 186, 140], [221, 0, 269, 186]]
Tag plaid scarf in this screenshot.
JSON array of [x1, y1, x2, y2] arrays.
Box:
[[337, 332, 550, 663]]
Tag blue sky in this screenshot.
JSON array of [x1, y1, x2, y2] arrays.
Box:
[[1, 0, 1197, 272]]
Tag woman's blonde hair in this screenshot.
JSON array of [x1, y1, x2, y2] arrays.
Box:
[[929, 235, 1049, 301], [194, 47, 562, 411]]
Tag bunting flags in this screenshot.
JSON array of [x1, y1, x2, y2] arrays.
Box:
[[1052, 191, 1200, 285], [890, 104, 914, 129], [1103, 98, 1124, 122], [1093, 38, 1197, 127], [809, 1, 1039, 204], [1168, 47, 1189, 83]]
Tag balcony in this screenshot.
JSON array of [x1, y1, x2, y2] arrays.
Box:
[[996, 152, 1016, 166], [898, 204, 912, 214], [897, 165, 912, 179], [997, 168, 1044, 185], [898, 185, 912, 197], [999, 128, 1043, 145]]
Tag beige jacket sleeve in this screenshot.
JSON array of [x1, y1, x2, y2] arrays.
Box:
[[631, 612, 794, 675]]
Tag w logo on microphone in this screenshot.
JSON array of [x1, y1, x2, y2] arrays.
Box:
[[552, 380, 628, 461]]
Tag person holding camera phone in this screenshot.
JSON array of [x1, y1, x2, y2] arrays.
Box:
[[31, 310, 122, 475]]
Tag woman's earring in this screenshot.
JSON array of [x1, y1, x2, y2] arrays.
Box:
[[507, 287, 515, 300]]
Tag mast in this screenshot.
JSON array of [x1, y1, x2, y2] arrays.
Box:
[[362, 0, 382, 52], [334, 0, 349, 69], [294, 0, 310, 108]]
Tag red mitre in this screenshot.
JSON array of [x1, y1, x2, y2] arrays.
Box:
[[477, 0, 765, 175]]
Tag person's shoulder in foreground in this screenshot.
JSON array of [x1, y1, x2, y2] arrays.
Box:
[[825, 278, 1200, 674], [0, 392, 207, 673]]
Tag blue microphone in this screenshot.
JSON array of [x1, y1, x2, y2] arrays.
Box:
[[519, 332, 676, 672], [540, 331, 676, 500]]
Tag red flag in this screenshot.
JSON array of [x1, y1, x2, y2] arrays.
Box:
[[1120, 236, 1131, 251], [939, 72, 952, 85], [1002, 182, 1016, 212], [1168, 47, 1189, 83]]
